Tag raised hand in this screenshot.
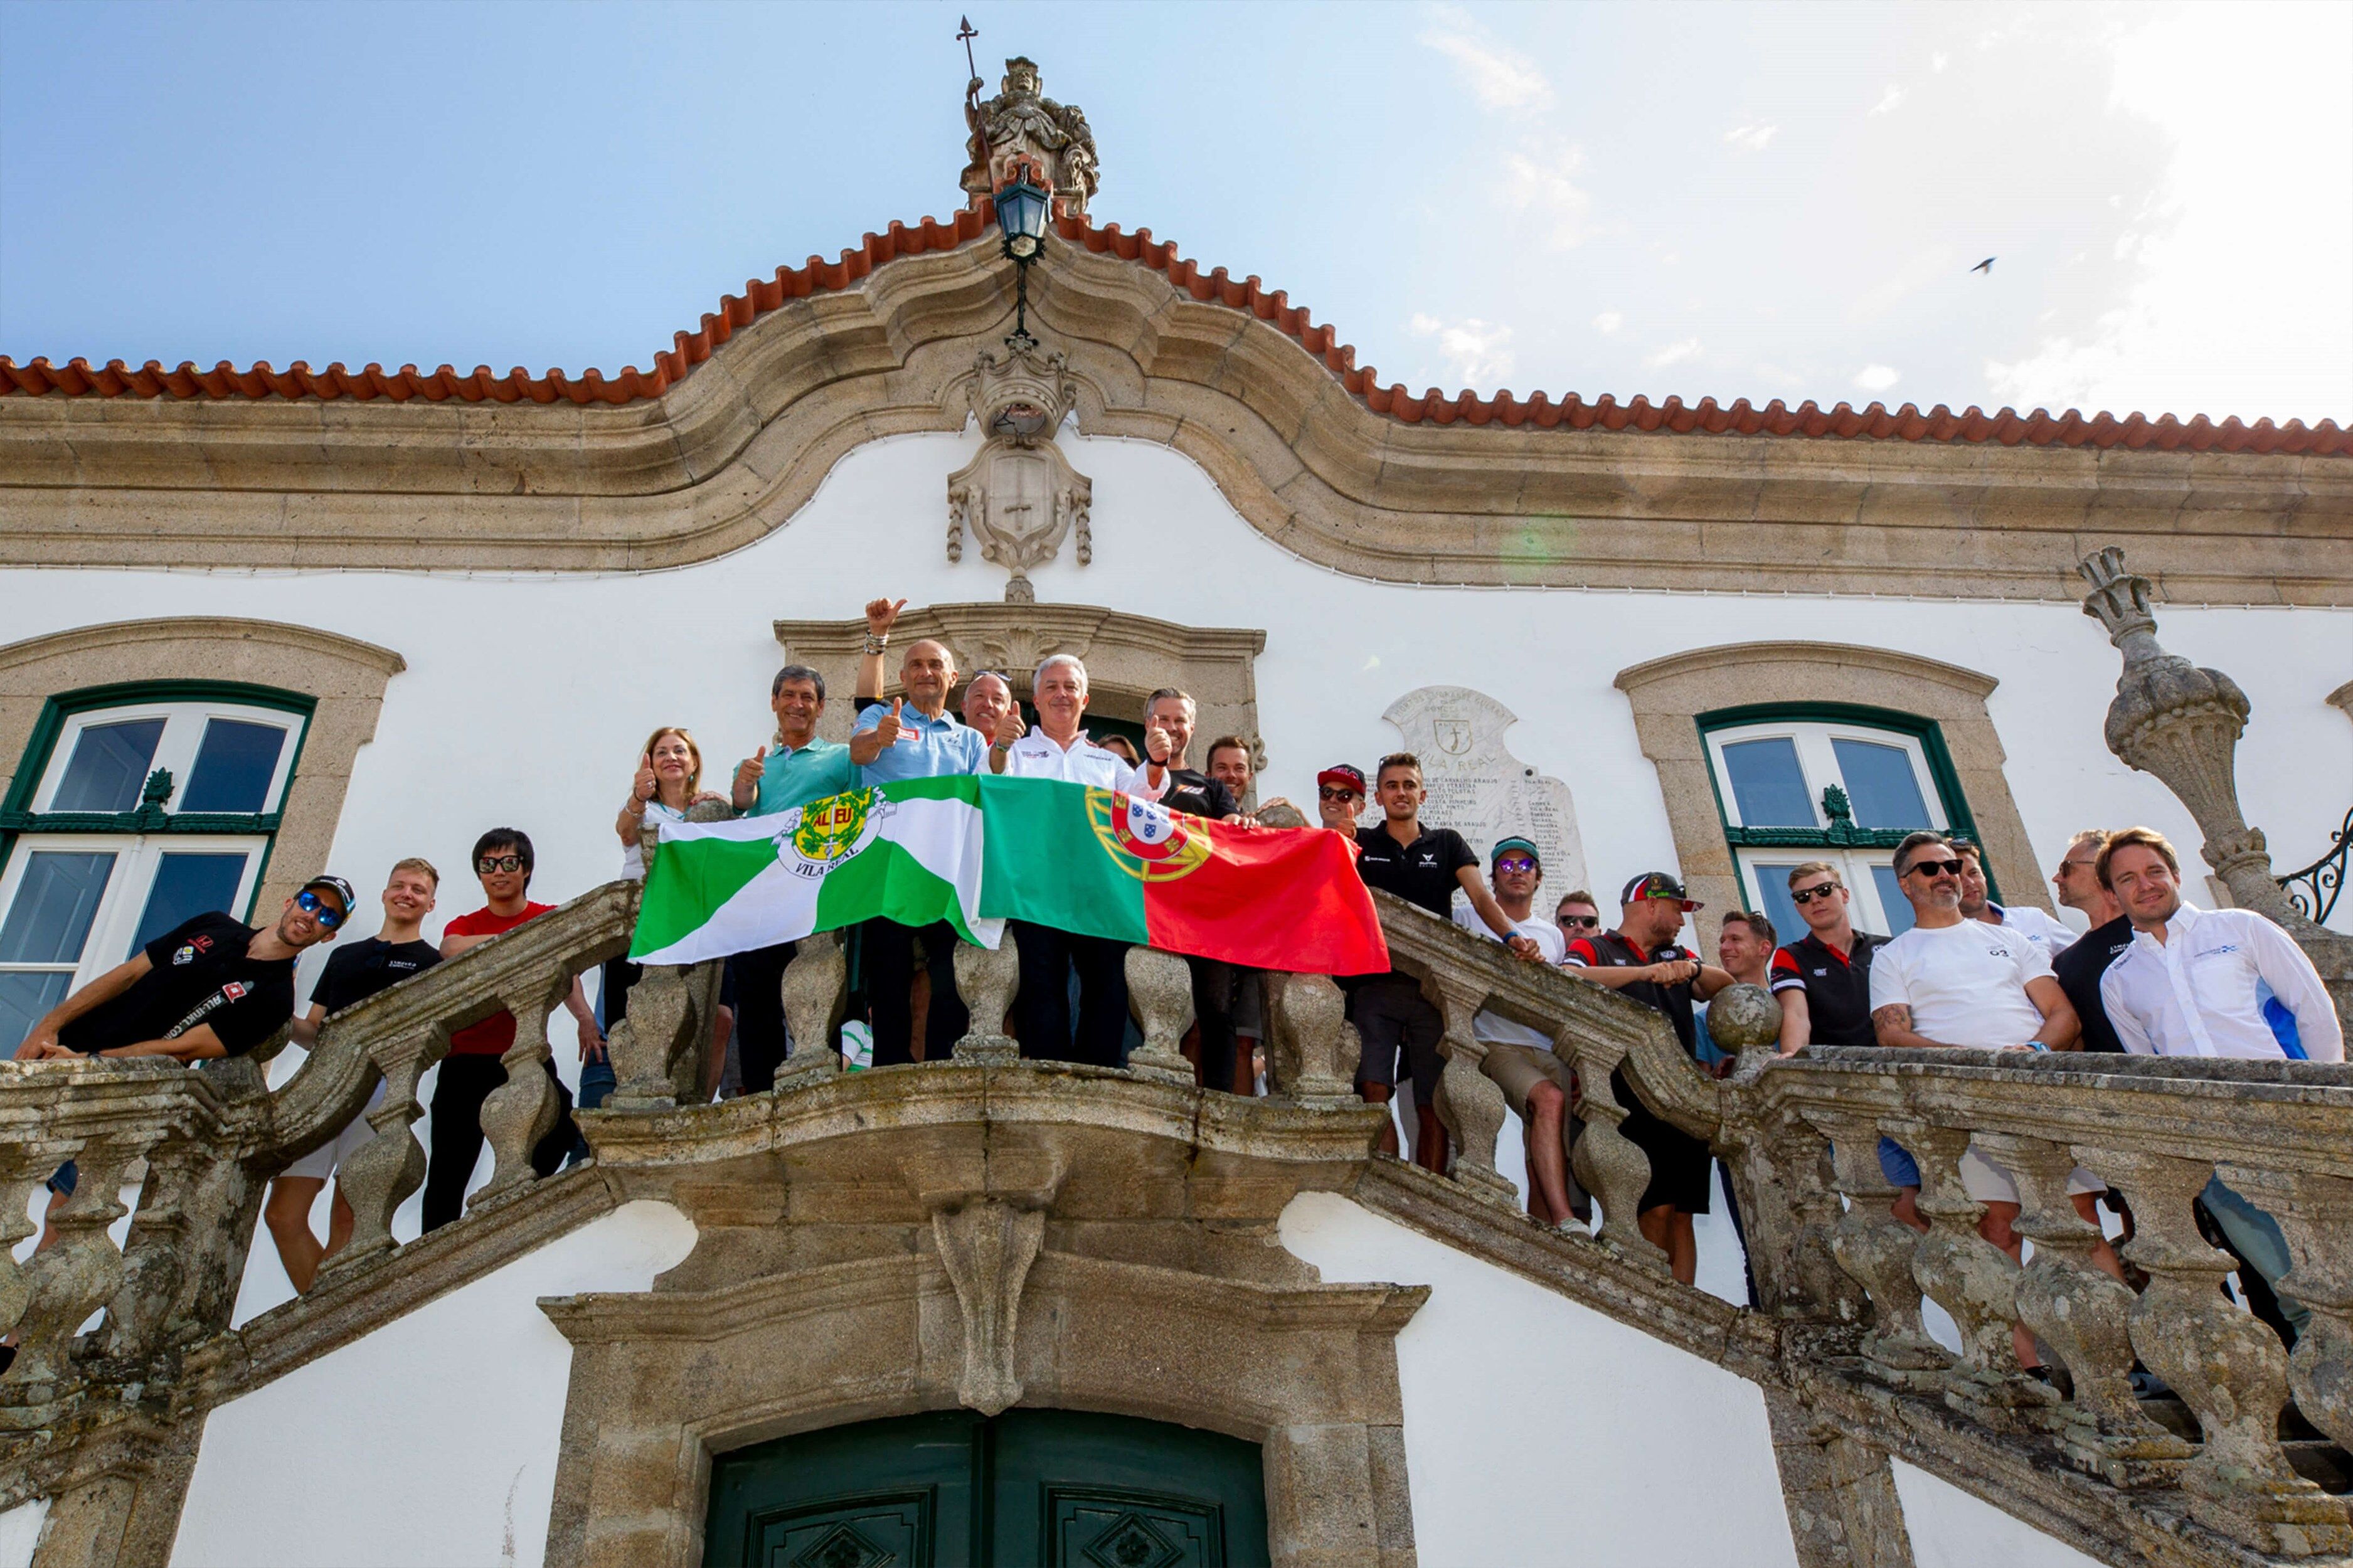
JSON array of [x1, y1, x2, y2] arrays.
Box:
[[1507, 933, 1543, 961], [733, 746, 768, 809], [865, 596, 908, 635], [1142, 717, 1173, 766], [994, 708, 1026, 751], [874, 697, 906, 749], [632, 751, 657, 805]]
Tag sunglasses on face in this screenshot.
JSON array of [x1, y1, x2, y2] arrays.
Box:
[[1557, 913, 1600, 929], [477, 854, 525, 874], [1790, 881, 1841, 905], [1904, 858, 1965, 880], [294, 889, 347, 930], [1494, 856, 1538, 874], [1318, 787, 1361, 802]]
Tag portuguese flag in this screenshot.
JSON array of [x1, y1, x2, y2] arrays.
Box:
[[977, 776, 1389, 975]]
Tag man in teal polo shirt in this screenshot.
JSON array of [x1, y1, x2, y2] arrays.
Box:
[[725, 664, 856, 1089], [849, 634, 989, 1064]]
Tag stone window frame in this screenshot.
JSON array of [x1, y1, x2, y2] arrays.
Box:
[[1614, 641, 2053, 921], [0, 618, 406, 919]]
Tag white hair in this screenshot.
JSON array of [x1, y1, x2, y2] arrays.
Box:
[[1033, 653, 1088, 693]]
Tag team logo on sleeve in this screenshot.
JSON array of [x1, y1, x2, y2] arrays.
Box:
[[778, 788, 888, 880], [1086, 790, 1211, 882], [171, 935, 215, 967]]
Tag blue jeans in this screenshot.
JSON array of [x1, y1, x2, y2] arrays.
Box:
[[565, 1051, 617, 1168], [2201, 1175, 2308, 1337], [1876, 1136, 1920, 1189]]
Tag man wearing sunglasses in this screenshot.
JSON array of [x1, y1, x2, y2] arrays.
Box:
[[1768, 863, 1886, 1057], [1315, 763, 1368, 832], [1554, 891, 1602, 941], [2048, 830, 2133, 1054], [422, 829, 595, 1233]]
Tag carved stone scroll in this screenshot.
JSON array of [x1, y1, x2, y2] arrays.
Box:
[[930, 1199, 1048, 1417]]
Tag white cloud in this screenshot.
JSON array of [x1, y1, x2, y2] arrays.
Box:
[[1853, 364, 1901, 393], [1869, 83, 1906, 115], [1418, 8, 1551, 113], [1645, 337, 1702, 370], [1931, 50, 1950, 72], [1985, 1, 2352, 421], [1502, 139, 1594, 249], [1592, 310, 1623, 335], [1411, 313, 1517, 386], [1723, 123, 1779, 152]]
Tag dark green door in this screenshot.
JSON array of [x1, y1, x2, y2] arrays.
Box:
[[704, 1408, 1268, 1568]]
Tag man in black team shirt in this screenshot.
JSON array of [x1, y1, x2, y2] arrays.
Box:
[[1352, 753, 1540, 1172], [1564, 871, 1734, 1285], [2048, 829, 2132, 1055], [1142, 691, 1256, 1093], [263, 859, 444, 1293], [1768, 861, 1885, 1054], [13, 872, 353, 1256]]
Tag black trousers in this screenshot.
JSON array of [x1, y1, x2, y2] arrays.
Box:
[[862, 918, 968, 1066], [422, 1054, 578, 1232], [1012, 919, 1129, 1069], [731, 939, 799, 1094], [1187, 956, 1241, 1091]]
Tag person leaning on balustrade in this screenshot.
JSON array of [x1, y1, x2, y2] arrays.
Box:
[[848, 623, 990, 1066], [1869, 830, 2122, 1374], [988, 654, 1172, 1067], [2098, 825, 2342, 1344], [265, 861, 444, 1294], [598, 728, 731, 1113], [1454, 838, 1584, 1227], [9, 872, 354, 1286], [729, 665, 858, 1092], [1562, 871, 1733, 1286]]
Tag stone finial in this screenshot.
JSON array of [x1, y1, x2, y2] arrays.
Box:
[[2077, 545, 2160, 652], [961, 56, 1099, 218]]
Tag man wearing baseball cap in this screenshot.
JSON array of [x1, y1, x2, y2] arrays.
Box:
[[1563, 870, 1735, 1285], [1315, 764, 1368, 832]]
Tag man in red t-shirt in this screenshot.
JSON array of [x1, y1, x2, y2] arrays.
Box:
[[421, 828, 600, 1232]]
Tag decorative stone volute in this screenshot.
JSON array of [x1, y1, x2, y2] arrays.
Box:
[[961, 56, 1098, 218], [947, 343, 1093, 603]]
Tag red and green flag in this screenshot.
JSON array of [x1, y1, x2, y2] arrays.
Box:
[[977, 776, 1389, 974]]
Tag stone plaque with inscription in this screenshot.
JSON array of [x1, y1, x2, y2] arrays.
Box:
[[1381, 686, 1589, 903]]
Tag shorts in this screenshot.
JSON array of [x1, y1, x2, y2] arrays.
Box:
[[1613, 1065, 1711, 1215], [284, 1083, 388, 1182], [1479, 1040, 1572, 1120], [1353, 980, 1445, 1105]]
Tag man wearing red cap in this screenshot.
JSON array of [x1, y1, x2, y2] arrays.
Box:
[[1563, 871, 1734, 1284]]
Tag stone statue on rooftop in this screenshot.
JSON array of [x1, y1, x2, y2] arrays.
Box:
[[962, 56, 1100, 219]]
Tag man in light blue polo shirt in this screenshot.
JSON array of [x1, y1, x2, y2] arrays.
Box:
[[725, 663, 857, 1091], [847, 635, 987, 1064]]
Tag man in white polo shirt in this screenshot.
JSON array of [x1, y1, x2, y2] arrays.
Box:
[[1869, 831, 2118, 1370], [2097, 825, 2338, 1342], [987, 654, 1170, 1066], [1453, 837, 1583, 1227]]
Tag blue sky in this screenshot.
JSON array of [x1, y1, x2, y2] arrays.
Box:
[[3, 1, 2345, 424]]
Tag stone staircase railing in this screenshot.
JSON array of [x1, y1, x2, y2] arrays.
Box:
[[2, 869, 2349, 1566]]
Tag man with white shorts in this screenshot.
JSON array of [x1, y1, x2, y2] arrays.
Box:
[[1453, 838, 1583, 1226], [263, 859, 443, 1293]]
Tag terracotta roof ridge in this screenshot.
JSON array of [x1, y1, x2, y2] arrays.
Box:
[[3, 199, 2344, 457]]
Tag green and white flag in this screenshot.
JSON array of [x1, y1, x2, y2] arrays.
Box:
[[629, 775, 1001, 963]]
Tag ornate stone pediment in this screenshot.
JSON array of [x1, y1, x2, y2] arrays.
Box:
[[947, 344, 1092, 603]]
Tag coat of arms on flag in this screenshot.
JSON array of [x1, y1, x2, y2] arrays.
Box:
[[1085, 790, 1211, 882], [783, 788, 888, 879]]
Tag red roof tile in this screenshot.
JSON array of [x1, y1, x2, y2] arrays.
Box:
[[2, 203, 2343, 457]]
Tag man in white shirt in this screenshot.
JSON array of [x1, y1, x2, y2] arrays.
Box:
[[986, 654, 1171, 1066], [1871, 832, 2113, 1370], [2097, 826, 2339, 1341], [1955, 840, 2080, 965], [1452, 837, 1581, 1227]]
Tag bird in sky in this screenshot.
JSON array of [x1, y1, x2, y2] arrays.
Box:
[[1971, 257, 1996, 274]]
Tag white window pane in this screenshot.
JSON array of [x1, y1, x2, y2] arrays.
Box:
[[51, 719, 166, 813], [0, 973, 72, 1054], [0, 850, 117, 965], [1722, 738, 1815, 827], [1831, 738, 1931, 830], [1870, 865, 1916, 936], [129, 853, 248, 956], [181, 719, 288, 813]]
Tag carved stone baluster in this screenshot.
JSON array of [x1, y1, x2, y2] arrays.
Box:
[[97, 1136, 202, 1366], [951, 929, 1021, 1064], [1556, 1024, 1666, 1269], [2088, 1146, 2353, 1556], [1424, 975, 1515, 1209], [1892, 1121, 2054, 1430], [324, 1030, 439, 1276], [1808, 1111, 1947, 1382], [775, 931, 846, 1088], [2216, 1164, 2353, 1458], [1123, 946, 1198, 1086], [1263, 972, 1359, 1108], [1975, 1131, 2190, 1486], [0, 1136, 141, 1416], [472, 969, 569, 1210], [604, 961, 703, 1113], [0, 1142, 66, 1344], [1731, 1113, 1865, 1325]]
